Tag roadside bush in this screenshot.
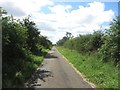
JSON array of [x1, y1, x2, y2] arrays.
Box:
[[2, 13, 52, 87], [99, 16, 120, 64], [57, 16, 120, 65], [63, 31, 104, 54]]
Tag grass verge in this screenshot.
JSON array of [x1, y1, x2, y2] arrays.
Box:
[[57, 47, 119, 88]]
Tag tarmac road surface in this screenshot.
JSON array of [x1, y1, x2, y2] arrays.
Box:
[[25, 47, 93, 88]]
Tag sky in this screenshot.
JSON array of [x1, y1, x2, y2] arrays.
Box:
[[0, 0, 119, 44]]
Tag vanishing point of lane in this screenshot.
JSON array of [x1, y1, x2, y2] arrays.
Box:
[[25, 47, 93, 88]]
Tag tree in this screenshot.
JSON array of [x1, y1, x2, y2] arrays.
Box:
[[22, 16, 41, 54], [99, 16, 120, 63], [66, 32, 73, 39], [39, 36, 52, 49], [57, 32, 73, 46], [89, 31, 104, 51], [2, 14, 52, 87], [2, 16, 28, 87]]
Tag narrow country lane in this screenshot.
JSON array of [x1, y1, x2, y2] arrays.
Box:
[[25, 47, 93, 88]]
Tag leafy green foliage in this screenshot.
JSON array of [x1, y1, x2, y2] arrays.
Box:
[[2, 14, 52, 88], [57, 32, 72, 46], [63, 31, 104, 53], [56, 16, 120, 88], [39, 36, 52, 49], [56, 17, 119, 88], [22, 16, 52, 55], [99, 17, 120, 63], [57, 16, 120, 64]]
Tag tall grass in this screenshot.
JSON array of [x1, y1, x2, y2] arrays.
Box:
[[57, 47, 119, 88]]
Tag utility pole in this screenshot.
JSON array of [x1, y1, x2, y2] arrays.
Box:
[[0, 7, 2, 90], [0, 7, 7, 90]]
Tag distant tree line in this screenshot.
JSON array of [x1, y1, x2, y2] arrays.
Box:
[[57, 16, 120, 65], [2, 9, 52, 87]]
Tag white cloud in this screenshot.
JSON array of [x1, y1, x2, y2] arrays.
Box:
[[49, 4, 72, 14], [0, 0, 54, 16], [0, 1, 115, 44]]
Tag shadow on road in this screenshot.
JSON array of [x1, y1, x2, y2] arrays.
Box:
[[45, 53, 58, 59], [25, 69, 53, 88]]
